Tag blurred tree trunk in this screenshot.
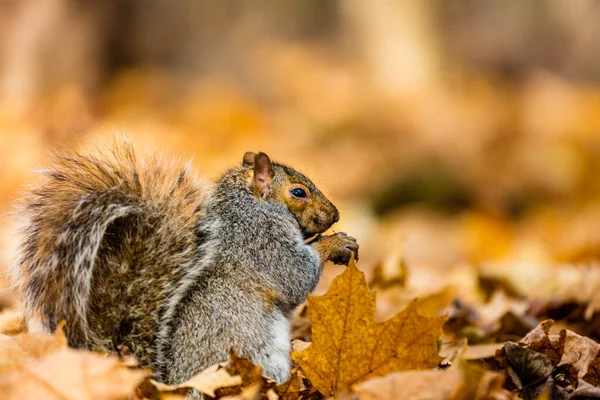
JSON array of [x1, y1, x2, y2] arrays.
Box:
[[340, 0, 441, 98], [0, 0, 110, 116]]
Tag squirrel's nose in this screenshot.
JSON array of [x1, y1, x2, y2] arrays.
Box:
[[333, 208, 340, 223]]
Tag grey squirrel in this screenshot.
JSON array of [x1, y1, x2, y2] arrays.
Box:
[[11, 140, 358, 390]]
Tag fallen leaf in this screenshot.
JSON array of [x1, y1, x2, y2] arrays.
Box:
[[519, 320, 555, 351], [0, 321, 67, 373], [522, 320, 600, 386], [291, 339, 310, 353], [266, 388, 279, 400], [351, 362, 513, 400], [0, 308, 26, 335], [504, 342, 553, 388], [150, 363, 242, 397], [476, 290, 530, 328], [557, 329, 600, 380], [292, 257, 444, 396], [463, 343, 505, 361], [368, 251, 407, 290], [275, 368, 302, 400], [455, 362, 512, 400], [0, 348, 146, 400], [480, 261, 600, 312], [568, 381, 600, 399], [375, 285, 455, 321], [227, 349, 264, 388], [415, 286, 455, 318], [497, 320, 600, 397], [291, 304, 311, 341], [352, 369, 463, 400], [212, 350, 274, 399], [158, 394, 187, 400], [221, 383, 262, 400]]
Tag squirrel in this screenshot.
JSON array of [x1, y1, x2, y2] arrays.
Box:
[[10, 140, 358, 389]]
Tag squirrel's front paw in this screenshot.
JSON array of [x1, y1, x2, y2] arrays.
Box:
[[319, 232, 359, 265]]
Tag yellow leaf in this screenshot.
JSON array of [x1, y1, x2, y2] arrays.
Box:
[[292, 258, 444, 396], [416, 286, 455, 318]]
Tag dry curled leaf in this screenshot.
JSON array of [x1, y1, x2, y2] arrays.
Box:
[[558, 329, 600, 381], [150, 363, 242, 397], [291, 339, 310, 354], [292, 257, 444, 396], [221, 383, 262, 400], [274, 368, 303, 400], [504, 341, 553, 389], [213, 350, 279, 399], [227, 349, 264, 388], [497, 320, 600, 397]]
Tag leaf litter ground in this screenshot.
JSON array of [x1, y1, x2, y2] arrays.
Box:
[[3, 255, 600, 399]]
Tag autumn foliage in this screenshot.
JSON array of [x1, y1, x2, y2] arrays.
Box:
[[1, 255, 584, 400], [5, 3, 600, 399]]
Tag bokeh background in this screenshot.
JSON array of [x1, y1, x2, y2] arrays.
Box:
[[3, 1, 600, 336]]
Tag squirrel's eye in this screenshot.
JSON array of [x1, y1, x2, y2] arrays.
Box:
[[291, 188, 307, 199]]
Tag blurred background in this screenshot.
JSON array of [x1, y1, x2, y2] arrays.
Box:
[[3, 0, 600, 340]]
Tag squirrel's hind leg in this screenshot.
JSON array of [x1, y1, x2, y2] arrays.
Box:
[[251, 311, 292, 383]]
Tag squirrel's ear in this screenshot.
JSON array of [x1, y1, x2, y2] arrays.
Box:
[[242, 152, 257, 166], [252, 152, 274, 198]]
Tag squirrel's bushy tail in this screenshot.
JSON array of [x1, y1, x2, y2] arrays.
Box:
[[11, 140, 206, 348]]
